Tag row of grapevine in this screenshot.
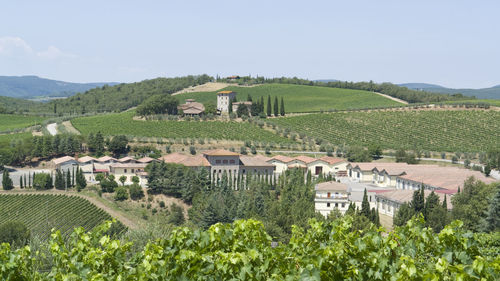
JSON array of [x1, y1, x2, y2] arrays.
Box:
[[268, 110, 500, 152], [0, 194, 126, 239]]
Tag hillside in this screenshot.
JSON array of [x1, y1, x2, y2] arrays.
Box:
[[0, 96, 40, 113], [71, 111, 295, 144], [0, 75, 117, 99], [401, 83, 500, 100], [43, 75, 212, 114], [176, 84, 403, 113], [268, 110, 500, 152], [0, 114, 47, 133], [0, 194, 126, 239]]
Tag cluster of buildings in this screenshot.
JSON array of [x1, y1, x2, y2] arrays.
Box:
[[177, 90, 253, 116]]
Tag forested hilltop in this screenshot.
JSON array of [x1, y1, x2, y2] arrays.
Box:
[[33, 75, 213, 115]]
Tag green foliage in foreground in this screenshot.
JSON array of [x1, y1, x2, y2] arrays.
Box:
[[0, 194, 126, 239], [1, 218, 499, 280], [269, 110, 500, 152], [177, 83, 403, 113], [72, 111, 295, 143], [0, 114, 47, 133]]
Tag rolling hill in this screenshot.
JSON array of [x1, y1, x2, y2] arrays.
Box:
[[176, 84, 404, 113], [400, 83, 500, 100], [0, 75, 117, 99]]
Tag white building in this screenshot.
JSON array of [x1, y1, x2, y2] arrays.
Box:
[[376, 189, 452, 217], [216, 90, 236, 114], [314, 181, 350, 217]]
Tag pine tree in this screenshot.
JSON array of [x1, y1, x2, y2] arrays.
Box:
[[280, 97, 285, 116], [95, 132, 105, 156], [2, 170, 14, 190], [273, 96, 279, 117], [361, 188, 371, 218], [267, 95, 272, 116]]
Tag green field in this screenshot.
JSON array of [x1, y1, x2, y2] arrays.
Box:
[[268, 110, 500, 152], [72, 111, 295, 143], [176, 84, 403, 112], [0, 114, 47, 132], [0, 194, 126, 239], [0, 132, 32, 144]]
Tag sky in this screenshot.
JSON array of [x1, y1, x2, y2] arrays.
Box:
[[0, 0, 499, 88]]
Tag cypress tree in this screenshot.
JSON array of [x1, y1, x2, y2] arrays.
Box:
[[55, 170, 65, 190], [2, 170, 14, 190], [28, 173, 31, 188], [260, 96, 264, 113], [76, 168, 87, 192], [273, 96, 279, 117], [267, 95, 272, 116], [442, 194, 447, 210], [361, 188, 371, 218], [280, 97, 285, 116], [72, 167, 75, 187], [23, 174, 26, 188], [19, 176, 23, 189], [481, 184, 500, 232], [66, 169, 71, 189]]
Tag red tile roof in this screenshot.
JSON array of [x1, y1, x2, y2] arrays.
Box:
[[318, 156, 346, 165], [202, 149, 239, 156], [269, 155, 294, 163]]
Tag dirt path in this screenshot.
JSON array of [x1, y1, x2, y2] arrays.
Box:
[[374, 92, 408, 104], [0, 189, 138, 229], [172, 82, 231, 96], [62, 121, 81, 134], [47, 123, 58, 135]]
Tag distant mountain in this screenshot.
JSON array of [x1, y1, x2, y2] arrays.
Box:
[[399, 83, 500, 100], [0, 75, 118, 99]]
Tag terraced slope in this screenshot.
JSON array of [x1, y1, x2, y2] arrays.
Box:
[[268, 110, 500, 152], [72, 111, 295, 143], [0, 194, 126, 239], [176, 84, 403, 112]]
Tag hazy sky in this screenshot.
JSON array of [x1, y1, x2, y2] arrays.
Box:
[[0, 0, 498, 88]]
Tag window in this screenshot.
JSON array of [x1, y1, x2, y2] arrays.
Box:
[[230, 160, 235, 164], [335, 203, 338, 208], [218, 169, 222, 173], [124, 169, 127, 173], [216, 160, 221, 164], [341, 203, 345, 208], [327, 192, 331, 198], [242, 169, 246, 174], [131, 169, 134, 173], [327, 203, 330, 207], [223, 160, 228, 164]]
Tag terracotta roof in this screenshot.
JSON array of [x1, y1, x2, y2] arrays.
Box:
[[239, 155, 274, 167], [117, 156, 135, 163], [398, 166, 497, 190], [316, 181, 348, 192], [183, 107, 204, 114], [97, 156, 117, 162], [376, 190, 453, 210], [180, 155, 211, 167], [217, 90, 235, 95], [159, 153, 189, 163], [179, 101, 205, 114], [78, 156, 96, 163], [318, 156, 346, 165], [53, 156, 76, 165], [293, 156, 317, 164], [288, 163, 307, 169], [269, 155, 294, 163], [137, 157, 157, 163], [202, 149, 239, 156]]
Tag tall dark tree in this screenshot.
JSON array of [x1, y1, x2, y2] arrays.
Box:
[[54, 170, 65, 190], [361, 188, 371, 218], [267, 95, 272, 117], [273, 96, 279, 117], [108, 135, 128, 157], [66, 169, 71, 189], [19, 176, 23, 189], [411, 186, 425, 214], [75, 168, 87, 192], [481, 184, 500, 232], [280, 97, 285, 116], [2, 169, 13, 190]]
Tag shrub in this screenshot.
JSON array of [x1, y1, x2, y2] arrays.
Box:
[[0, 221, 30, 247], [33, 173, 53, 190], [129, 183, 144, 200], [114, 187, 129, 201], [159, 201, 166, 208]]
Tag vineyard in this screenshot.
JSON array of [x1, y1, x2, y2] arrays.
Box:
[[268, 110, 500, 152], [0, 194, 126, 239], [176, 83, 403, 112], [72, 111, 295, 143], [1, 217, 498, 280], [0, 114, 47, 133]]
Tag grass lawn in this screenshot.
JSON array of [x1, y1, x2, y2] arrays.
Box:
[[176, 84, 403, 113]]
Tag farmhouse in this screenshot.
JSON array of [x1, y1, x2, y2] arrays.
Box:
[[217, 90, 236, 114], [231, 101, 252, 114], [376, 189, 452, 217], [314, 181, 350, 216], [178, 99, 205, 116], [53, 156, 79, 172], [267, 155, 347, 177], [109, 163, 148, 186]]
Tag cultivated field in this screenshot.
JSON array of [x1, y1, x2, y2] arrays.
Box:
[[268, 110, 500, 152], [176, 84, 403, 112], [72, 111, 295, 143], [0, 194, 126, 239], [443, 99, 500, 107], [0, 132, 32, 144], [0, 114, 47, 132]]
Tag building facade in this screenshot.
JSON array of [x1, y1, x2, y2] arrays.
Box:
[[314, 181, 350, 216], [217, 91, 236, 114]]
